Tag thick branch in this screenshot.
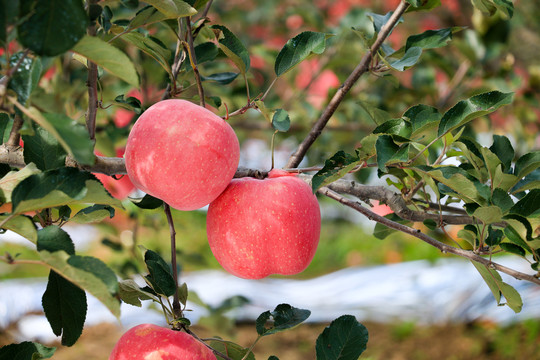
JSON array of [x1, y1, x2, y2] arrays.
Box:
[[319, 187, 540, 286], [286, 1, 410, 168], [6, 114, 24, 147]]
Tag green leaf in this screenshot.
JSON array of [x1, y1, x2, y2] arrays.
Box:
[[503, 214, 534, 241], [22, 123, 67, 171], [375, 135, 409, 171], [42, 270, 87, 346], [8, 52, 42, 105], [489, 135, 514, 172], [0, 163, 41, 203], [256, 304, 311, 336], [499, 243, 526, 257], [37, 226, 75, 255], [509, 189, 540, 217], [504, 226, 530, 251], [18, 109, 94, 166], [113, 94, 142, 113], [437, 91, 514, 137], [373, 118, 412, 138], [315, 315, 369, 360], [272, 109, 291, 132], [118, 279, 154, 307], [0, 341, 56, 360], [143, 0, 196, 18], [201, 72, 239, 85], [208, 340, 255, 360], [374, 213, 410, 239], [389, 46, 422, 71], [414, 166, 483, 204], [485, 227, 503, 246], [117, 32, 172, 78], [211, 25, 250, 76], [194, 42, 218, 64], [491, 188, 514, 213], [0, 113, 9, 144], [11, 168, 122, 214], [274, 31, 329, 77], [68, 255, 118, 294], [17, 0, 88, 56], [514, 151, 540, 180], [367, 12, 403, 35], [357, 101, 392, 126], [71, 35, 139, 87], [405, 0, 441, 12], [403, 104, 441, 137], [71, 204, 115, 224], [143, 248, 176, 297], [39, 250, 121, 318], [0, 214, 37, 243], [405, 27, 462, 51], [312, 151, 360, 192], [471, 261, 522, 313], [130, 194, 164, 209], [472, 205, 503, 224], [472, 0, 513, 18]]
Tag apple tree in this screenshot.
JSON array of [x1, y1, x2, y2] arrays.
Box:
[[0, 0, 539, 359]]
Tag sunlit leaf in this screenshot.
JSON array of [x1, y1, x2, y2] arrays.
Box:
[[211, 25, 250, 76], [471, 261, 522, 313], [0, 214, 37, 243], [274, 31, 330, 77], [142, 0, 196, 18]]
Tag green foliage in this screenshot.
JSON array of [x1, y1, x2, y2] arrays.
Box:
[[0, 341, 56, 360], [315, 315, 369, 360], [256, 304, 311, 336], [274, 31, 331, 76]]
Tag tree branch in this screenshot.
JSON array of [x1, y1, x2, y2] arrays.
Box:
[[6, 114, 24, 147], [163, 203, 182, 320], [286, 0, 410, 168], [85, 0, 100, 142], [184, 17, 205, 107], [319, 187, 540, 286]]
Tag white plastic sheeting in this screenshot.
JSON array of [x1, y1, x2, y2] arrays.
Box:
[[1, 257, 539, 344]]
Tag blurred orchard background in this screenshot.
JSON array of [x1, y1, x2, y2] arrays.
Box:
[[2, 0, 540, 359]]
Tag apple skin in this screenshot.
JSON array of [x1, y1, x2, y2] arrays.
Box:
[[125, 99, 240, 211], [109, 324, 216, 360], [206, 169, 321, 279]]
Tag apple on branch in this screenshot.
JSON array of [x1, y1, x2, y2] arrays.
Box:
[[207, 169, 321, 279], [125, 99, 240, 211], [109, 324, 216, 360]]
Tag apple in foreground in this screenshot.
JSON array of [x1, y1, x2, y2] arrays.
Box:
[[109, 324, 216, 360], [125, 99, 240, 211], [207, 169, 321, 279]]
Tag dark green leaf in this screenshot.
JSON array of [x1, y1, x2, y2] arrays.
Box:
[[0, 341, 56, 360], [268, 356, 280, 360], [491, 188, 514, 213], [0, 113, 9, 144], [201, 72, 239, 84], [71, 204, 115, 224], [499, 243, 526, 257], [8, 52, 42, 104], [117, 32, 172, 79], [274, 31, 329, 76], [403, 104, 441, 137], [490, 135, 514, 172], [0, 0, 6, 47], [503, 214, 533, 241], [113, 94, 142, 114], [315, 315, 369, 360], [22, 123, 67, 171], [72, 36, 139, 87], [485, 228, 503, 246], [471, 0, 513, 17], [405, 0, 440, 12], [208, 340, 255, 360], [194, 42, 218, 64], [118, 279, 154, 307], [373, 118, 411, 138], [367, 12, 403, 34], [272, 109, 291, 132], [37, 226, 75, 255], [405, 27, 462, 51], [211, 25, 250, 76], [375, 135, 409, 171], [437, 91, 514, 137], [42, 270, 87, 346], [390, 46, 422, 71], [508, 189, 540, 217], [514, 151, 540, 180], [17, 0, 88, 56], [312, 150, 360, 192], [423, 219, 437, 230], [68, 255, 118, 295], [256, 304, 311, 336], [143, 249, 176, 297], [504, 226, 531, 251], [130, 193, 164, 209], [11, 168, 122, 214]]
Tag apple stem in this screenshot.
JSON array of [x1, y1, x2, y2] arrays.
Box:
[[163, 203, 182, 320], [270, 130, 278, 170]]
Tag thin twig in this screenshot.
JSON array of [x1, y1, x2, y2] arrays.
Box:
[[163, 203, 182, 319], [319, 187, 540, 285], [286, 1, 410, 168], [182, 326, 232, 360], [162, 19, 187, 101], [184, 17, 205, 107]]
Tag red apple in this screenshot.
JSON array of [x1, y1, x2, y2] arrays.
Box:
[[125, 99, 240, 211], [206, 169, 321, 279], [109, 324, 216, 360]]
